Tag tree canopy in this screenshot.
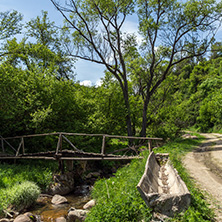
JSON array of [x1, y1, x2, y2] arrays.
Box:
[[51, 0, 222, 136]]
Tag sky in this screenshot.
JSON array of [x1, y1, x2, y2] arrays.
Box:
[[0, 0, 139, 86]]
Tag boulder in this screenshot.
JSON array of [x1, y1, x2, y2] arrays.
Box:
[[23, 212, 36, 221], [36, 194, 52, 206], [51, 195, 68, 205], [67, 207, 89, 222], [48, 172, 75, 195], [0, 219, 10, 222], [55, 217, 67, 222], [85, 172, 100, 179], [83, 199, 96, 210], [14, 215, 32, 222]]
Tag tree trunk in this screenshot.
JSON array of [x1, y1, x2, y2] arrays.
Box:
[[123, 91, 133, 137], [121, 81, 133, 137], [140, 94, 151, 137]]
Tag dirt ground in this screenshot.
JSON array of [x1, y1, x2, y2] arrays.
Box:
[[183, 133, 222, 221]]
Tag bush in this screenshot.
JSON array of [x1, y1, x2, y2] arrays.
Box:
[[0, 181, 40, 212], [10, 181, 40, 210]]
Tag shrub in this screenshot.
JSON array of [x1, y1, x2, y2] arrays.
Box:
[[4, 181, 40, 211]]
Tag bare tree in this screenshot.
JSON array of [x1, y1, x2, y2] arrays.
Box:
[[51, 0, 222, 137]]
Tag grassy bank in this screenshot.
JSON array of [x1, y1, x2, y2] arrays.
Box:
[[85, 135, 215, 222], [0, 161, 55, 215]]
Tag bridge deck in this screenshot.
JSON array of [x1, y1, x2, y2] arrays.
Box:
[[0, 149, 143, 161]]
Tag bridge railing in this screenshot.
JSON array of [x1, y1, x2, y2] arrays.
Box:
[[0, 132, 163, 157]]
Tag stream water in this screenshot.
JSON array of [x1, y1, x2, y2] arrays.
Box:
[[30, 186, 91, 222]]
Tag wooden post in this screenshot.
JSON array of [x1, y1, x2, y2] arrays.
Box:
[[16, 140, 22, 156], [59, 160, 64, 174], [56, 134, 64, 173], [148, 140, 152, 153], [22, 137, 25, 154], [56, 134, 62, 154], [66, 160, 74, 171], [101, 135, 106, 155], [60, 134, 62, 152]]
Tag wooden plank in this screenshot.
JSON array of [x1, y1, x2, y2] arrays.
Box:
[[16, 140, 23, 156], [148, 140, 152, 153], [56, 134, 62, 154], [0, 155, 143, 160], [62, 132, 163, 140], [0, 156, 56, 160], [22, 137, 25, 154], [1, 138, 16, 152], [60, 156, 143, 160], [62, 135, 82, 152], [101, 135, 106, 154], [4, 132, 59, 140], [4, 132, 163, 141]]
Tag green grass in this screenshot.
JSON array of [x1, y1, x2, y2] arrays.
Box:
[[85, 134, 215, 222], [0, 162, 54, 190], [0, 161, 55, 215]]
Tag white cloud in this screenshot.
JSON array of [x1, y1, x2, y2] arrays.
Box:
[[80, 80, 92, 86], [95, 79, 103, 87], [122, 20, 143, 45]]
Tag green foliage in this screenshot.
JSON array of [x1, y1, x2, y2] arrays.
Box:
[[0, 10, 23, 41], [0, 162, 53, 190], [88, 74, 128, 135], [85, 136, 214, 221], [0, 181, 40, 212]]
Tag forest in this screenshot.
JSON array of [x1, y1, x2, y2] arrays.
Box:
[[0, 0, 222, 221]]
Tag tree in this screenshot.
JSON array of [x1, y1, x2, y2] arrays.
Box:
[[25, 11, 75, 79], [210, 42, 222, 59], [0, 10, 23, 58], [51, 0, 222, 137], [1, 11, 75, 79]]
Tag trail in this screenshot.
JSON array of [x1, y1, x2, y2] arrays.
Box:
[[183, 133, 222, 221]]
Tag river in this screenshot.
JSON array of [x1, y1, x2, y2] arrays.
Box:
[[30, 185, 91, 222]]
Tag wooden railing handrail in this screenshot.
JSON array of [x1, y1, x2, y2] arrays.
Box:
[[3, 132, 163, 141], [1, 132, 163, 156]]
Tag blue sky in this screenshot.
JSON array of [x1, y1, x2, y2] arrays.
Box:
[[0, 0, 111, 85]]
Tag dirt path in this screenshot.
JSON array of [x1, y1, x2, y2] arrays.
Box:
[[183, 133, 222, 221]]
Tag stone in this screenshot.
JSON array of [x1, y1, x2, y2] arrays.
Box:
[[48, 172, 75, 195], [85, 172, 100, 179], [14, 215, 32, 222], [23, 212, 36, 221], [182, 134, 198, 139], [0, 219, 10, 222], [83, 199, 96, 210], [55, 217, 67, 222], [36, 194, 52, 206], [67, 208, 89, 222], [51, 194, 68, 205]]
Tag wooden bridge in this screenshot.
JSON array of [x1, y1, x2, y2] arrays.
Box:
[[0, 132, 163, 161]]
